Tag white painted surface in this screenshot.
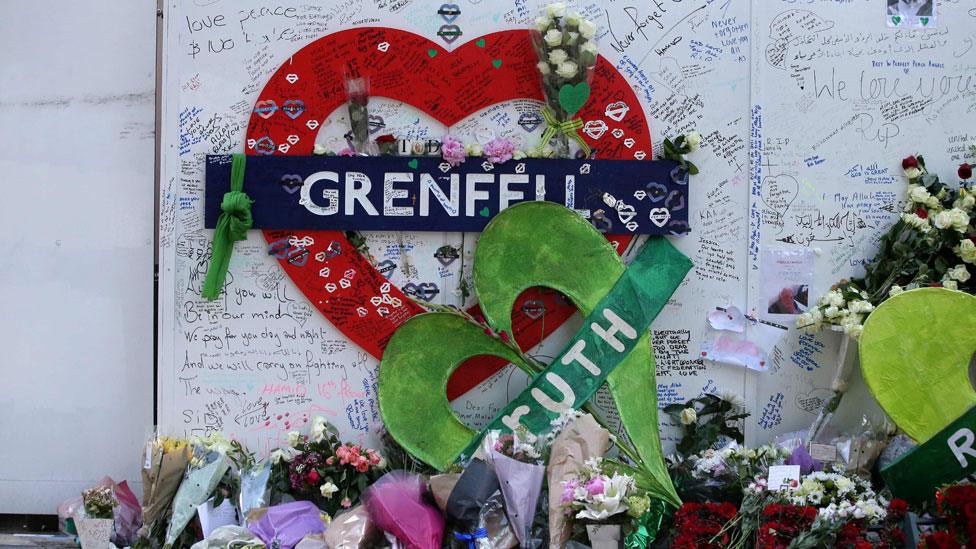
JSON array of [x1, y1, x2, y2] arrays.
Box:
[[0, 1, 156, 512]]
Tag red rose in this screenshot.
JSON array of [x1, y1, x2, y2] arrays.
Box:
[[960, 163, 973, 180], [903, 156, 920, 170], [917, 207, 929, 219], [306, 470, 320, 484], [375, 134, 396, 144]]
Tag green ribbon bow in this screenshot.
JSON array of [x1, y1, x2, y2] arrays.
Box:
[[202, 154, 253, 300], [537, 107, 592, 158], [624, 501, 669, 549]]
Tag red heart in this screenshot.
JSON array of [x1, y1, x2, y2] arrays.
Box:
[[246, 28, 652, 399]]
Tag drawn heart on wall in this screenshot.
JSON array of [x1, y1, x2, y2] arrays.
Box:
[[245, 27, 652, 399]]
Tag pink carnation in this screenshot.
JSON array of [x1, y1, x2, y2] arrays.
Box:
[[442, 135, 466, 167], [338, 147, 356, 157], [341, 497, 352, 508], [585, 477, 605, 496], [483, 137, 515, 164]]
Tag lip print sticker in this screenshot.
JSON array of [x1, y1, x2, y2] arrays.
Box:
[[437, 24, 463, 44], [649, 208, 671, 227], [246, 28, 652, 394], [284, 73, 299, 84], [518, 112, 543, 132], [253, 136, 275, 155], [583, 119, 608, 139], [611, 128, 625, 139], [605, 101, 629, 121], [438, 3, 461, 23], [279, 174, 303, 194], [623, 137, 635, 148], [402, 282, 440, 301], [254, 100, 278, 119], [282, 100, 306, 119]]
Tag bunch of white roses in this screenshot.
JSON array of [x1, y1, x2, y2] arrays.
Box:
[[535, 3, 598, 81]]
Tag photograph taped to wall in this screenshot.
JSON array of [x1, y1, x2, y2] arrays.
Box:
[[887, 0, 935, 27]]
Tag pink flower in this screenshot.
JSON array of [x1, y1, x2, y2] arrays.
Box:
[[585, 477, 605, 496], [326, 456, 335, 465], [338, 147, 356, 156], [341, 497, 352, 508], [306, 470, 320, 484], [561, 480, 579, 504], [442, 135, 467, 167], [484, 137, 516, 164], [356, 461, 369, 473]]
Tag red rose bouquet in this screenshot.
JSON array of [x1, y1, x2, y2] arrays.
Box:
[[755, 503, 817, 549], [671, 501, 738, 548]]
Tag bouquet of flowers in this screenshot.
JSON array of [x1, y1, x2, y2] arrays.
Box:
[[164, 433, 232, 547], [921, 484, 976, 547], [561, 457, 638, 522], [269, 416, 385, 516], [798, 153, 975, 339], [484, 429, 545, 546], [344, 73, 374, 155], [755, 503, 817, 548], [663, 393, 750, 457], [670, 502, 738, 548], [83, 486, 118, 519], [137, 434, 191, 543], [531, 3, 599, 158], [786, 470, 888, 525]]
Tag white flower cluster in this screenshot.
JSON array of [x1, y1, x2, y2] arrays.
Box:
[[535, 3, 598, 81], [787, 471, 887, 524], [690, 443, 790, 479], [546, 408, 585, 443], [796, 288, 874, 339], [901, 181, 975, 269]]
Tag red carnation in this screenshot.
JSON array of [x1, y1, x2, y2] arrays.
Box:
[[903, 155, 920, 170], [306, 470, 320, 484], [375, 134, 396, 144], [916, 207, 929, 219], [960, 163, 973, 180]]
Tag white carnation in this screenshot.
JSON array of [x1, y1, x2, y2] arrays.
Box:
[[685, 131, 702, 151], [287, 430, 302, 448], [679, 407, 697, 425], [889, 285, 904, 296], [825, 290, 845, 308]]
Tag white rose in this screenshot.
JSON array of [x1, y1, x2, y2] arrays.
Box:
[[566, 12, 582, 26], [826, 290, 845, 308], [555, 60, 578, 79], [955, 194, 976, 211], [564, 31, 580, 46], [944, 279, 959, 291], [949, 208, 970, 232], [679, 407, 697, 425], [536, 61, 551, 75], [951, 264, 971, 282], [465, 143, 482, 156], [287, 430, 302, 448], [270, 447, 299, 464], [578, 18, 597, 39], [908, 185, 929, 204], [889, 285, 904, 296], [904, 166, 921, 179], [900, 212, 931, 233], [958, 239, 976, 263], [310, 416, 328, 442], [933, 210, 953, 230], [547, 2, 567, 18], [927, 196, 942, 210], [535, 16, 552, 32], [548, 48, 568, 65], [580, 40, 598, 56], [320, 482, 339, 498], [685, 131, 702, 151], [544, 28, 563, 47]]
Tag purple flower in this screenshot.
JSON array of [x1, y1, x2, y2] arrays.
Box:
[[584, 476, 605, 496], [786, 446, 822, 475], [442, 135, 466, 167], [483, 137, 516, 164], [561, 480, 579, 503]]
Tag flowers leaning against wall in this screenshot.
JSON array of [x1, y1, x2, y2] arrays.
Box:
[[798, 152, 976, 339]]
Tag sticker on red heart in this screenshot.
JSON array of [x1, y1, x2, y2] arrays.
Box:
[[605, 101, 629, 121], [583, 120, 607, 139], [244, 28, 653, 399]]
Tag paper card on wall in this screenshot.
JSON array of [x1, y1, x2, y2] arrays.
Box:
[[808, 442, 838, 462], [760, 248, 814, 319], [767, 465, 801, 491], [886, 0, 935, 28]]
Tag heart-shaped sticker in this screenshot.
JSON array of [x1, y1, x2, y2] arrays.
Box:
[[438, 3, 461, 23], [280, 174, 303, 194], [282, 99, 306, 119], [605, 101, 629, 121], [649, 207, 671, 227], [892, 15, 902, 25], [708, 306, 746, 333], [583, 120, 608, 139], [558, 82, 591, 116], [920, 16, 929, 25], [437, 24, 462, 44], [254, 100, 278, 119]]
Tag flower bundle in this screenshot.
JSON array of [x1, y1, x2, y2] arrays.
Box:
[[799, 152, 976, 339], [532, 3, 599, 158], [344, 74, 373, 154], [270, 416, 385, 516], [929, 483, 976, 546], [662, 393, 750, 457], [560, 457, 638, 522], [755, 503, 818, 548], [670, 501, 738, 548], [137, 434, 191, 542], [164, 435, 232, 547], [82, 485, 118, 520], [787, 471, 888, 524]]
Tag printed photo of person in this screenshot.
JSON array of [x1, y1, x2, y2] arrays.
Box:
[[767, 285, 809, 315], [887, 0, 933, 17]]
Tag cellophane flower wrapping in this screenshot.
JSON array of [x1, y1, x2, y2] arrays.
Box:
[[188, 525, 265, 549], [546, 414, 610, 548], [362, 471, 444, 549], [446, 458, 501, 547], [240, 460, 271, 518], [247, 501, 327, 549], [138, 434, 191, 539], [483, 430, 545, 547], [164, 443, 231, 546], [530, 4, 599, 158], [323, 504, 382, 549]]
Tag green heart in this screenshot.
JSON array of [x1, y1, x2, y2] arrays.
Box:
[[892, 15, 902, 25], [379, 202, 688, 506], [558, 82, 591, 116], [427, 48, 438, 58], [476, 38, 486, 48], [860, 288, 976, 443], [921, 16, 929, 25], [407, 158, 418, 169], [491, 59, 503, 69], [479, 206, 490, 217]]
